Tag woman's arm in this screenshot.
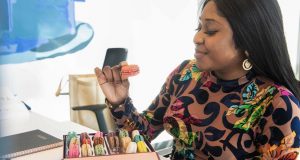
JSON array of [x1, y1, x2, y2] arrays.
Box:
[[108, 60, 189, 141], [256, 89, 300, 159]]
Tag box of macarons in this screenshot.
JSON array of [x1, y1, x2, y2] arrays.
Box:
[[63, 129, 160, 160]]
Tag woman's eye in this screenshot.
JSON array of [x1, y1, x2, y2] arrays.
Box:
[[205, 30, 217, 35]]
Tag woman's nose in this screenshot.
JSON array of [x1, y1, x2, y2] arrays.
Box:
[[193, 31, 205, 45]]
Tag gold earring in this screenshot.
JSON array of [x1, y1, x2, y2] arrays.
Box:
[[242, 59, 252, 70]]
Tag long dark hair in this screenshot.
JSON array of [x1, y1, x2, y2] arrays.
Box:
[[201, 0, 300, 100]]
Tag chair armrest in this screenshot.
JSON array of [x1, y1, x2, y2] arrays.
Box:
[[71, 104, 112, 132], [71, 104, 107, 112]]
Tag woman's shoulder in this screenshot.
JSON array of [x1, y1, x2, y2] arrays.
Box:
[[253, 76, 299, 107], [170, 59, 206, 82], [173, 59, 196, 73], [272, 83, 299, 108]]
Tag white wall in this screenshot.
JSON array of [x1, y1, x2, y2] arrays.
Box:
[[278, 0, 300, 76]]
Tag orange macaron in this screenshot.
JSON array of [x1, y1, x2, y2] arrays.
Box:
[[120, 62, 140, 80]]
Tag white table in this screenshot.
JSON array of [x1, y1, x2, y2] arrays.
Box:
[[0, 100, 169, 160], [1, 109, 95, 160]]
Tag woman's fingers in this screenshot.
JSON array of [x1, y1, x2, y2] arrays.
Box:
[[95, 67, 115, 100], [94, 67, 107, 85], [94, 66, 129, 105], [102, 66, 114, 82], [111, 65, 122, 84], [122, 79, 130, 90]]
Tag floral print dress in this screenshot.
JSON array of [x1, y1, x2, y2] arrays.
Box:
[[109, 59, 300, 160]]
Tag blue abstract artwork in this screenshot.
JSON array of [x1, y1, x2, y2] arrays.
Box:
[[0, 0, 94, 64]]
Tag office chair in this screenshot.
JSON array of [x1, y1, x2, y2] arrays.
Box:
[[71, 48, 128, 132]]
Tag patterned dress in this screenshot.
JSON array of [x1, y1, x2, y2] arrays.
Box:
[[109, 59, 300, 159]]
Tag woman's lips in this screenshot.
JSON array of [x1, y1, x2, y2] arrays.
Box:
[[194, 50, 207, 59]]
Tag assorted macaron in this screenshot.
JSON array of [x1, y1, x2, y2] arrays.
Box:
[[93, 131, 106, 156], [64, 129, 148, 158], [80, 132, 93, 157], [132, 131, 148, 153], [67, 131, 80, 158], [120, 62, 140, 80], [125, 142, 137, 153], [107, 132, 120, 152], [108, 129, 149, 154]]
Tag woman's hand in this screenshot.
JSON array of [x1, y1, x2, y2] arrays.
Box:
[[94, 65, 129, 105]]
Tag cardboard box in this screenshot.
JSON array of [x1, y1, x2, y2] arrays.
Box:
[[63, 132, 160, 160]]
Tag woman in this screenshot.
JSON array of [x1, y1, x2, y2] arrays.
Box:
[[95, 0, 300, 159]]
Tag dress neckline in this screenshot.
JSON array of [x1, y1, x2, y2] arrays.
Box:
[[206, 70, 256, 87]]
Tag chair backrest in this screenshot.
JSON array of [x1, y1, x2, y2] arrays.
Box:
[[69, 74, 105, 131], [102, 48, 128, 68]]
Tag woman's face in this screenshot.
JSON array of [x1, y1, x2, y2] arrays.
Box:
[[193, 1, 245, 78]]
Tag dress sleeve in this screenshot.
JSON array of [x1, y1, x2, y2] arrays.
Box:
[[255, 90, 300, 159], [109, 60, 188, 141]]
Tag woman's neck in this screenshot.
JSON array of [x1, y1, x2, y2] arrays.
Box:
[[213, 68, 248, 80]]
